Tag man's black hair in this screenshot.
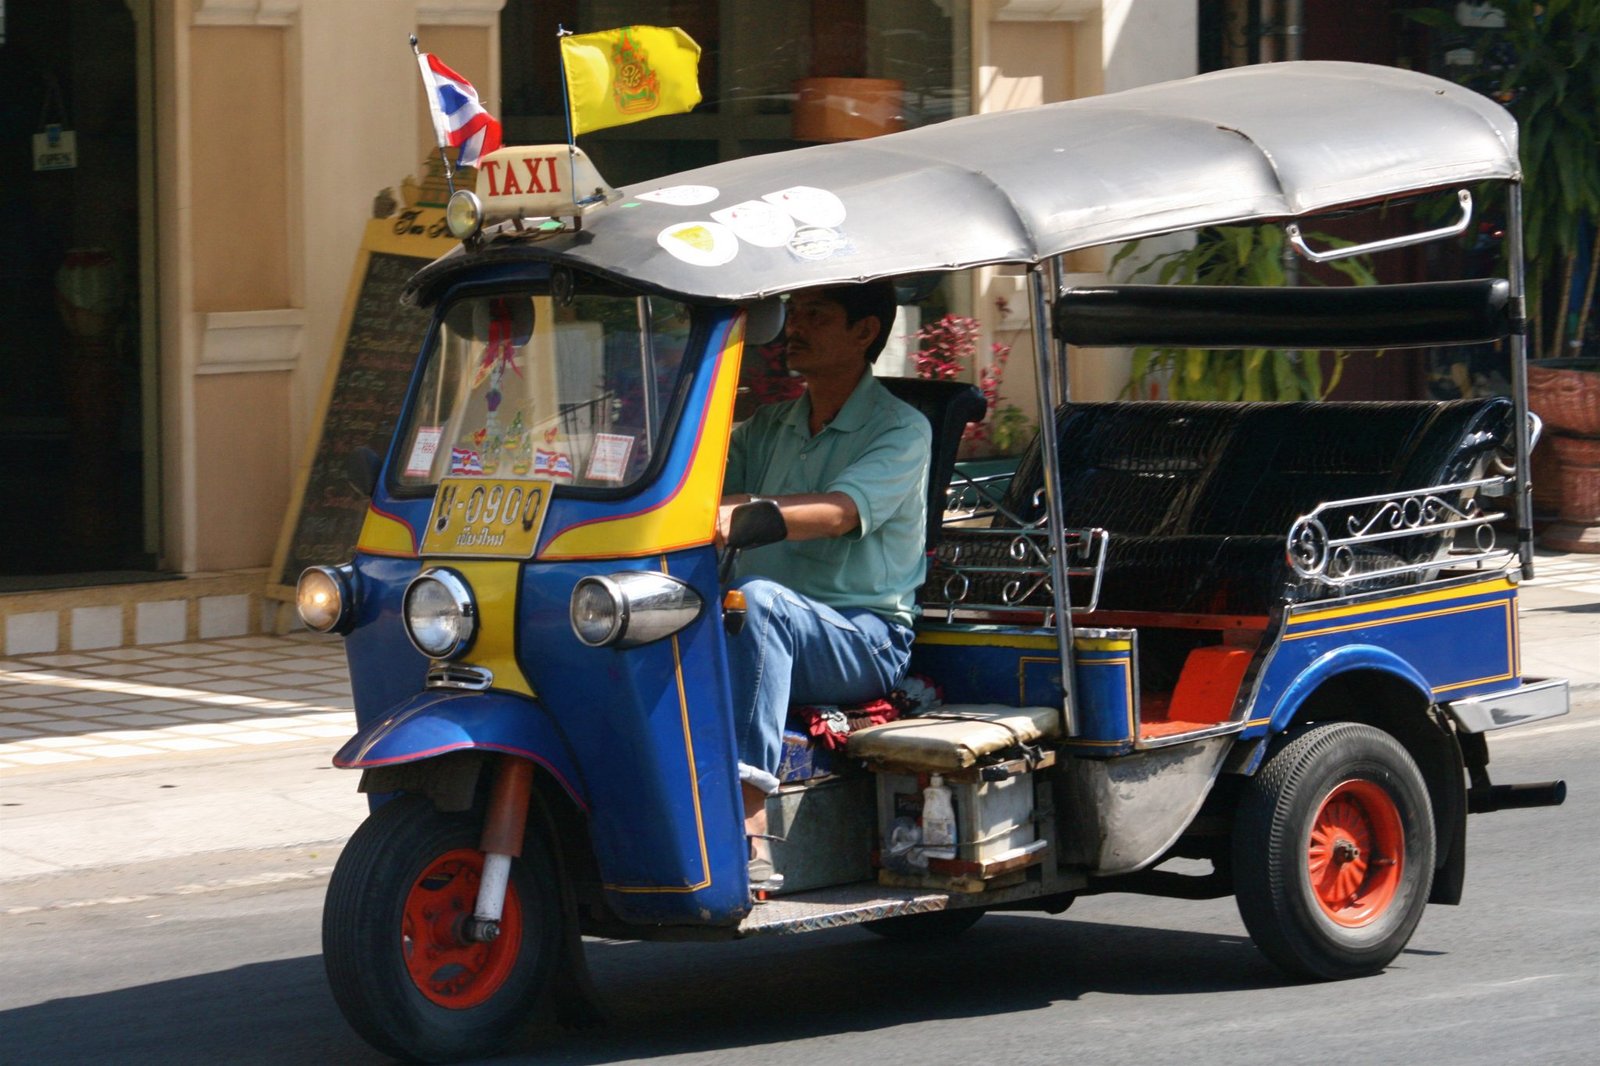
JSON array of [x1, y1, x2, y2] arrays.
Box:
[[814, 280, 899, 364]]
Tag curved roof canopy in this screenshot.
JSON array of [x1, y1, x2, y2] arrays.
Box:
[[408, 61, 1518, 305]]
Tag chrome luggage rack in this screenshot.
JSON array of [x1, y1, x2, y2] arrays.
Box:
[[924, 470, 1109, 623], [1287, 476, 1515, 590]]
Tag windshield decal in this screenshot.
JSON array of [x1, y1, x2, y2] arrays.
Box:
[[587, 433, 636, 482], [404, 426, 444, 479]]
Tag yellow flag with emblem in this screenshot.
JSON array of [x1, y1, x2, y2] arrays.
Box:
[[560, 26, 702, 136]]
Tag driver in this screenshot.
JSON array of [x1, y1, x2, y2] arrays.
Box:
[[718, 281, 931, 892]]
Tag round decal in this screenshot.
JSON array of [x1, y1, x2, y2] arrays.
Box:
[[787, 226, 853, 262], [762, 186, 846, 229], [638, 184, 720, 206], [711, 200, 797, 248], [657, 221, 739, 267]]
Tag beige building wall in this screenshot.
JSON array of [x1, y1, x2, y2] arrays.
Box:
[[974, 0, 1196, 410], [157, 1, 504, 575]]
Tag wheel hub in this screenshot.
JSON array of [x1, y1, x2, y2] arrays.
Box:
[[1307, 779, 1405, 928], [401, 848, 524, 1008]]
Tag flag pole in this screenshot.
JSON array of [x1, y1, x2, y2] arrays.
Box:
[[411, 34, 456, 196], [555, 25, 585, 203]]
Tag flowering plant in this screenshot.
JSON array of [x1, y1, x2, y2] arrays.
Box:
[[913, 311, 1030, 453]]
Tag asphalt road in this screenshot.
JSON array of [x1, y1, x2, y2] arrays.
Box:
[[3, 704, 1595, 1066]]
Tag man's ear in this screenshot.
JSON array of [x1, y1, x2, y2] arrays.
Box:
[[852, 314, 882, 359]]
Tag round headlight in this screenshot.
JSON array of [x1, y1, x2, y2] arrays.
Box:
[[446, 189, 483, 240], [404, 568, 477, 659], [296, 565, 352, 633], [570, 577, 624, 647]]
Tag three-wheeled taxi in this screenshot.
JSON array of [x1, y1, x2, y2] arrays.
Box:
[[298, 61, 1569, 1062]]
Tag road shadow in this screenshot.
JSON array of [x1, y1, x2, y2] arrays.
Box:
[[0, 913, 1288, 1065]]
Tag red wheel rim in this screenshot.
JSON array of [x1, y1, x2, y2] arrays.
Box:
[[1307, 779, 1405, 928], [401, 848, 524, 1008]]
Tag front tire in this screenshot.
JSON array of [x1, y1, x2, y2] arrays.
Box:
[[323, 794, 561, 1062], [1233, 722, 1435, 981]]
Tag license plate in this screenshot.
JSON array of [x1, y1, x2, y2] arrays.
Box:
[[421, 478, 552, 559]]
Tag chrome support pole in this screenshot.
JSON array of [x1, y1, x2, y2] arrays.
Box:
[[1028, 267, 1078, 736], [1506, 183, 1536, 579], [1049, 256, 1071, 408]]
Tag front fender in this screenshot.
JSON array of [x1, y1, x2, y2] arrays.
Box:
[[333, 689, 587, 812], [1267, 644, 1434, 734]]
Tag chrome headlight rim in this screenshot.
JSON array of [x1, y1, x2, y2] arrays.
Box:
[[296, 564, 355, 634], [403, 567, 479, 660], [570, 575, 627, 648], [570, 571, 702, 649], [445, 188, 483, 240]]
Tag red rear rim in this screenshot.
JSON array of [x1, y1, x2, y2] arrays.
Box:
[[1307, 779, 1405, 928], [401, 848, 524, 1008]]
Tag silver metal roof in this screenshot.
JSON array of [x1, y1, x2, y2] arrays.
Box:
[[437, 61, 1518, 302]]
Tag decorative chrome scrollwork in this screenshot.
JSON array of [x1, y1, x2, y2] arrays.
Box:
[[1286, 477, 1511, 587]]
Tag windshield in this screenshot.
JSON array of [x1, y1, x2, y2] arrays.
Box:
[[394, 291, 692, 493]]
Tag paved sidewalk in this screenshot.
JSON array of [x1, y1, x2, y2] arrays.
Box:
[[0, 550, 1594, 776], [0, 634, 353, 770]]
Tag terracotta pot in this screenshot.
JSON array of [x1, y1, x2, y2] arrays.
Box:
[[1539, 432, 1600, 553], [1528, 360, 1600, 437]]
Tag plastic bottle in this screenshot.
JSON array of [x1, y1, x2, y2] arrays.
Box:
[[921, 774, 957, 860]]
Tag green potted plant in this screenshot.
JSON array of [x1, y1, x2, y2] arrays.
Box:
[[1113, 224, 1376, 401], [1409, 2, 1599, 548]]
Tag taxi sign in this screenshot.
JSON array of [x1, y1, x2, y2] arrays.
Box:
[[421, 477, 553, 559], [475, 144, 617, 225]]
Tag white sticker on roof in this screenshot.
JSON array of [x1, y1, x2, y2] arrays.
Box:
[[710, 200, 796, 248], [638, 184, 719, 206], [762, 186, 846, 229]]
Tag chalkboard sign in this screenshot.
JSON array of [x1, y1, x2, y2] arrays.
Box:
[[269, 213, 457, 596]]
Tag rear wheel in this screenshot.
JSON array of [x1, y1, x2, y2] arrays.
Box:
[[323, 795, 561, 1062], [1233, 722, 1435, 981], [862, 907, 985, 940]]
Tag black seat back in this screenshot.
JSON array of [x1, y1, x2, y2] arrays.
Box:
[[878, 377, 987, 550]]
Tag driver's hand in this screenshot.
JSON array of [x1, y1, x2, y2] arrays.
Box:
[[715, 495, 752, 549]]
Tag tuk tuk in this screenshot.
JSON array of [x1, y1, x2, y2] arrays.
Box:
[[297, 61, 1569, 1062]]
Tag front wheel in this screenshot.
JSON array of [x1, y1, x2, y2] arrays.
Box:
[[323, 795, 561, 1062], [1232, 722, 1435, 981]]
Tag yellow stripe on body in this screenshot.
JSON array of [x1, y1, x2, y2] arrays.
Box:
[[356, 506, 418, 557], [447, 560, 534, 697], [1288, 575, 1514, 626]]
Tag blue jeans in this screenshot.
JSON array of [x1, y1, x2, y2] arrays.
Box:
[[728, 577, 914, 794]]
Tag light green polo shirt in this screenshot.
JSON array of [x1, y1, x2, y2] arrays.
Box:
[[725, 372, 931, 629]]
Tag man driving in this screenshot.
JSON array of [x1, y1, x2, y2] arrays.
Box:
[[718, 281, 931, 892]]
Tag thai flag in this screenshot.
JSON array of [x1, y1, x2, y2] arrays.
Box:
[[416, 53, 502, 170]]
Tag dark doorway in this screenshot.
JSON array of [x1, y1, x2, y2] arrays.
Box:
[[0, 0, 157, 581]]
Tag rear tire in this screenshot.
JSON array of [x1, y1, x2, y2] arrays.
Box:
[[1233, 722, 1435, 981], [323, 794, 561, 1062], [862, 907, 985, 940]]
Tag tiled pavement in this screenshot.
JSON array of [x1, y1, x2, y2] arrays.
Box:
[[0, 634, 353, 771]]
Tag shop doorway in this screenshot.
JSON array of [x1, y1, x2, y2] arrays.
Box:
[[0, 0, 160, 584]]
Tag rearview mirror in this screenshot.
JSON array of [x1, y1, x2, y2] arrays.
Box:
[[726, 499, 787, 552]]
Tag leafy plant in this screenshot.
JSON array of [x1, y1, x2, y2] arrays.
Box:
[[1407, 1, 1600, 358], [1113, 225, 1377, 401]]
